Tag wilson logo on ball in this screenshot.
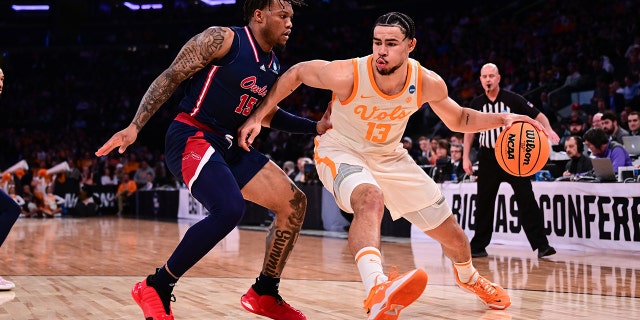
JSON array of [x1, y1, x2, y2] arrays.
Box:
[[522, 129, 537, 165], [495, 122, 550, 177]]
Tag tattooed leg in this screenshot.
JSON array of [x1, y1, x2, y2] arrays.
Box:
[[261, 184, 306, 277]]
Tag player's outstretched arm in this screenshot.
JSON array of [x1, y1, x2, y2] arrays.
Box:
[[238, 59, 346, 151], [95, 26, 232, 156], [422, 69, 550, 137]]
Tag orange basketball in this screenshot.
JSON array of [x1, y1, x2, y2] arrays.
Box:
[[494, 121, 550, 177]]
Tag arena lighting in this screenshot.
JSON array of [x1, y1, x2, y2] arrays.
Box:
[[123, 2, 163, 10], [11, 5, 50, 11], [201, 0, 236, 6]]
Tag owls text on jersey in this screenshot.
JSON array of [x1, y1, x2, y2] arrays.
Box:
[[178, 26, 280, 135]]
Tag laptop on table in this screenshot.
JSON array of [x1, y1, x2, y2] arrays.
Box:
[[622, 136, 640, 157], [591, 158, 617, 182]]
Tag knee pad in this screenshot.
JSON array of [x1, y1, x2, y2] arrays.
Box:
[[403, 195, 451, 231], [333, 163, 379, 213]]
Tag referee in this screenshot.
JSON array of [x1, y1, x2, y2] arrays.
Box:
[[462, 63, 560, 259]]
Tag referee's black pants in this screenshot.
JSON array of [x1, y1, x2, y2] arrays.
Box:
[[470, 147, 550, 252]]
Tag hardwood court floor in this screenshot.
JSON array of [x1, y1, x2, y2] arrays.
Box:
[[0, 216, 638, 319]]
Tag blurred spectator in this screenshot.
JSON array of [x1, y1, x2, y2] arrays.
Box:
[[600, 110, 630, 143], [133, 160, 155, 189], [138, 172, 155, 191], [619, 105, 634, 130], [433, 139, 453, 183], [583, 127, 632, 172], [123, 153, 140, 176], [100, 165, 118, 186], [292, 157, 314, 184], [563, 62, 581, 87], [152, 155, 173, 188], [627, 111, 640, 136], [429, 136, 441, 158], [401, 136, 420, 160], [562, 136, 592, 177], [591, 112, 603, 128], [448, 132, 464, 145], [40, 186, 64, 217], [115, 172, 137, 215], [607, 80, 625, 112], [559, 117, 587, 148], [80, 164, 95, 189], [415, 136, 435, 166], [7, 184, 27, 216], [282, 161, 296, 180], [449, 143, 466, 181]]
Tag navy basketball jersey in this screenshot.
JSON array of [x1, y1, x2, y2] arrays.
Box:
[[178, 26, 281, 135]]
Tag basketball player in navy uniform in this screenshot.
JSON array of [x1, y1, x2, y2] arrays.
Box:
[[462, 63, 559, 259], [96, 1, 330, 319], [0, 67, 22, 291]]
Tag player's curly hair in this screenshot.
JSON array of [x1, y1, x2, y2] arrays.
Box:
[[373, 12, 416, 40], [243, 0, 307, 22]]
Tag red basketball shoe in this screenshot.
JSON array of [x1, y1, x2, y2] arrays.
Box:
[[131, 276, 175, 320], [240, 287, 306, 320]]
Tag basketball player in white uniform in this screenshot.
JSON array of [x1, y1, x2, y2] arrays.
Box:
[[239, 12, 550, 320]]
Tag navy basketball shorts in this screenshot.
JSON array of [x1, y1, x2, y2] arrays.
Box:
[[164, 120, 269, 190]]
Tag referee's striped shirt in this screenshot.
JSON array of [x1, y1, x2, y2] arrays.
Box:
[[468, 89, 540, 149]]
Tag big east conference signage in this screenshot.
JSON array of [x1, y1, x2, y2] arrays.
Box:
[[412, 182, 640, 252]]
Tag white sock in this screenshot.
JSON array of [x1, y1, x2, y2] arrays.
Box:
[[454, 259, 479, 284], [355, 247, 387, 292]]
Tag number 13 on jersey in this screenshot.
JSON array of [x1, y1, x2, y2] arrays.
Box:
[[365, 122, 391, 143]]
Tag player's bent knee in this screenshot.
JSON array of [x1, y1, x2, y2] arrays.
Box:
[[403, 196, 451, 231], [272, 188, 307, 228], [333, 163, 379, 213]]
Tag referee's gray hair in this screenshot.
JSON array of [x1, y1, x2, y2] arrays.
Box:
[[373, 12, 415, 40]]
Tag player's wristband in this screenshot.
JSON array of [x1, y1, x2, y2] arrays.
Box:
[[269, 109, 318, 134]]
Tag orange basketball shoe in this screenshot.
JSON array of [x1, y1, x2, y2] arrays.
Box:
[[363, 267, 428, 320], [454, 269, 511, 310], [131, 276, 175, 320], [240, 287, 306, 320]]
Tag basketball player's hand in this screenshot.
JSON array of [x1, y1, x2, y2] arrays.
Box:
[[95, 125, 139, 156], [238, 119, 262, 152], [505, 114, 552, 139], [317, 103, 333, 134]]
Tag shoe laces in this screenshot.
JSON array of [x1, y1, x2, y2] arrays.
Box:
[[473, 276, 497, 296], [364, 266, 400, 313]]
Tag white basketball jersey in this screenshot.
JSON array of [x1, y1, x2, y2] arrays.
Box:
[[323, 55, 423, 154]]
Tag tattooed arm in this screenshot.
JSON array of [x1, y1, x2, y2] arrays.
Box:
[[95, 27, 231, 156]]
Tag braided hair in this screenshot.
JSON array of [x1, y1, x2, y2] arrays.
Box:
[[243, 0, 307, 22], [373, 12, 416, 40]]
